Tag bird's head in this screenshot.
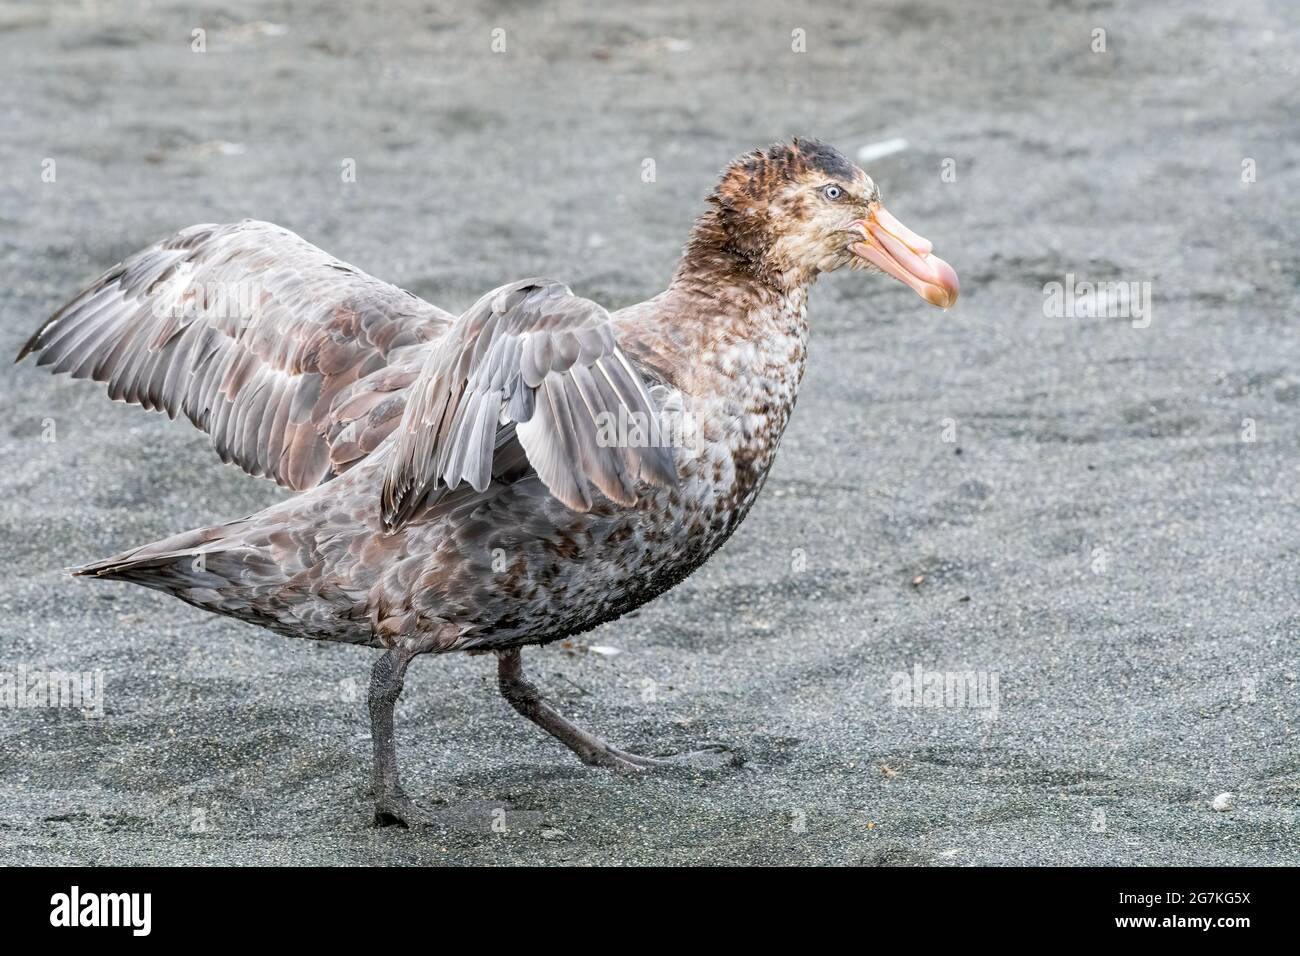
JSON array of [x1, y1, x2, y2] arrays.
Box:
[[693, 138, 958, 308]]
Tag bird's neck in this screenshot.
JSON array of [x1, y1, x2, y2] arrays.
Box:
[[618, 228, 814, 396], [674, 204, 819, 297], [613, 245, 813, 514], [663, 274, 810, 397], [616, 237, 812, 540], [606, 232, 814, 547]]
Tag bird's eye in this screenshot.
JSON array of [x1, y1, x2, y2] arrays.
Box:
[[822, 184, 843, 201]]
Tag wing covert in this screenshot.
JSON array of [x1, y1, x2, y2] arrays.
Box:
[[380, 279, 677, 530]]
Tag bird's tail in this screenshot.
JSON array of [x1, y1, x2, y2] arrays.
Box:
[[71, 512, 350, 642], [72, 519, 270, 596]]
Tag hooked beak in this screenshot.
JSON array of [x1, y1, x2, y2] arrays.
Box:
[[850, 206, 959, 308]]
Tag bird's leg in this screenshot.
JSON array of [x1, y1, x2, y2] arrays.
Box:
[[496, 647, 669, 772], [368, 646, 431, 827]]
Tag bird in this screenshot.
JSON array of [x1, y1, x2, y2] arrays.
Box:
[[16, 139, 958, 827]]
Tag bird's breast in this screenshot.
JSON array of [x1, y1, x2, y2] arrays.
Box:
[[662, 300, 811, 549]]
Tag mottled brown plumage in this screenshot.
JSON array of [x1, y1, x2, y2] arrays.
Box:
[[17, 140, 958, 826]]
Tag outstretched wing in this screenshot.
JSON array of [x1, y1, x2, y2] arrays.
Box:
[[17, 220, 453, 490], [380, 279, 677, 531]]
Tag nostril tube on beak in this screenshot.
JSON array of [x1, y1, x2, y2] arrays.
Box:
[[872, 206, 933, 257]]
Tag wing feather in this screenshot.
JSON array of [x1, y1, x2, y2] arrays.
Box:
[[380, 278, 677, 531], [17, 220, 452, 490]]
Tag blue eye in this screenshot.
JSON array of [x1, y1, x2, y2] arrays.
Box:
[[822, 184, 843, 200]]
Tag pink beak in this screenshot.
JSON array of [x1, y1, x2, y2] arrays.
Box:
[[851, 206, 959, 308]]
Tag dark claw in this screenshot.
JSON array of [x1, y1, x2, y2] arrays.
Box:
[[372, 791, 434, 828]]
